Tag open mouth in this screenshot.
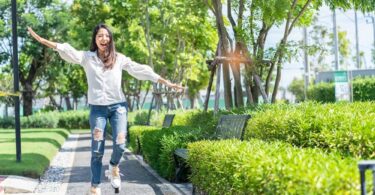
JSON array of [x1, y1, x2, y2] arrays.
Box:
[[100, 43, 108, 47]]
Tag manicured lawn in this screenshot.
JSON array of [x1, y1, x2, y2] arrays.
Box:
[[0, 128, 70, 178]]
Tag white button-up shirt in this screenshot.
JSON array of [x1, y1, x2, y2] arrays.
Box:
[[54, 43, 160, 105]]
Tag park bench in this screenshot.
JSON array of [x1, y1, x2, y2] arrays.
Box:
[[173, 114, 251, 182], [358, 160, 375, 195], [136, 114, 175, 153]]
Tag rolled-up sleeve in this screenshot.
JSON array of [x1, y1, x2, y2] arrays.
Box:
[[54, 43, 84, 65], [121, 55, 160, 83]]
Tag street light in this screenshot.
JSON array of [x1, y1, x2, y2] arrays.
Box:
[[11, 0, 21, 162], [365, 13, 375, 67]]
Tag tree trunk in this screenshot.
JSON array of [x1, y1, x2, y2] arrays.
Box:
[[22, 82, 33, 116], [141, 84, 150, 109], [203, 67, 216, 111], [143, 0, 153, 68], [253, 74, 269, 103], [231, 61, 244, 107], [73, 97, 78, 110], [4, 104, 8, 117], [189, 95, 195, 109], [272, 65, 282, 102], [228, 0, 245, 108], [212, 0, 232, 110], [245, 82, 254, 105], [49, 95, 62, 111], [223, 62, 233, 110], [65, 96, 73, 110]]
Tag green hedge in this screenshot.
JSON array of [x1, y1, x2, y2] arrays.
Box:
[[127, 125, 160, 153], [57, 110, 90, 129], [128, 109, 223, 180], [353, 77, 375, 101], [141, 126, 202, 180], [308, 77, 375, 102], [188, 139, 361, 194], [129, 109, 220, 154], [307, 82, 335, 102], [246, 102, 375, 158], [0, 110, 89, 129]]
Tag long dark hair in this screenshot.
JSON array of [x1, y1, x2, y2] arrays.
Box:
[[90, 23, 116, 69]]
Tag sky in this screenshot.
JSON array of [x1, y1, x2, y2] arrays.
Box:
[[274, 6, 375, 89]]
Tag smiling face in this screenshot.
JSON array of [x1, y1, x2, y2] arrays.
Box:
[[90, 24, 117, 69], [95, 28, 110, 53]]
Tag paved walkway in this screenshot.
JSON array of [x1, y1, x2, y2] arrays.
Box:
[[64, 133, 189, 195], [64, 133, 191, 195], [1, 132, 192, 195]]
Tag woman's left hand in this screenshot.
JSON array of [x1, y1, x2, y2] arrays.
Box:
[[166, 81, 185, 91]]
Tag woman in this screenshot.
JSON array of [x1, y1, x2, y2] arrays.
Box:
[[28, 24, 183, 195]]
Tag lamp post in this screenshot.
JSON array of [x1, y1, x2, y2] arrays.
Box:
[[332, 8, 340, 70], [365, 13, 375, 67], [11, 0, 21, 162]]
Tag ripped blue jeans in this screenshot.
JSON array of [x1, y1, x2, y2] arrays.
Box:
[[89, 102, 128, 187]]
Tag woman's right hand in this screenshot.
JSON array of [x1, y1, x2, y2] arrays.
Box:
[[27, 27, 42, 42], [27, 27, 57, 49]]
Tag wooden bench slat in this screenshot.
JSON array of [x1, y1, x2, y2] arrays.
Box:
[[162, 114, 175, 128], [174, 148, 188, 159]]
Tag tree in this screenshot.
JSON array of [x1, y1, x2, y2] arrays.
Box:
[[206, 0, 375, 107], [288, 77, 305, 102], [0, 0, 72, 115], [108, 0, 217, 110]]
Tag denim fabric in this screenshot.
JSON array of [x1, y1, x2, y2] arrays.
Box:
[[89, 102, 128, 187]]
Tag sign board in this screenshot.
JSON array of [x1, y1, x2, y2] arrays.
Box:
[[334, 71, 350, 101]]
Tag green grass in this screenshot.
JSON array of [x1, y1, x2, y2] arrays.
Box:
[[0, 128, 70, 178]]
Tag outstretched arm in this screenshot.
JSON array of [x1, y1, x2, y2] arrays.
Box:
[[27, 27, 84, 65], [157, 77, 185, 91], [121, 55, 185, 91], [27, 27, 57, 49]]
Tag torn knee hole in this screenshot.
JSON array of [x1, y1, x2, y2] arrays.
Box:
[[116, 132, 126, 144], [93, 128, 104, 141]]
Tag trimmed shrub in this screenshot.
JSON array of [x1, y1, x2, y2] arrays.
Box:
[[21, 112, 59, 128], [157, 126, 202, 180], [58, 110, 89, 129], [308, 77, 375, 102], [246, 101, 375, 158], [0, 117, 15, 129], [128, 125, 160, 153], [140, 126, 202, 180], [353, 77, 375, 101], [307, 82, 335, 103], [188, 139, 360, 194]]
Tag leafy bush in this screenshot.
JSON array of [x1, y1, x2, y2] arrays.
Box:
[[21, 112, 59, 128], [58, 110, 89, 129], [128, 125, 160, 153], [133, 110, 152, 125], [0, 117, 15, 128], [246, 101, 375, 158], [308, 77, 375, 102], [188, 139, 360, 194], [140, 126, 202, 180], [353, 77, 375, 101], [157, 127, 202, 180], [0, 110, 89, 129], [288, 78, 305, 102], [307, 82, 335, 102]]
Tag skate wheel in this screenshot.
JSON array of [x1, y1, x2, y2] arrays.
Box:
[[115, 188, 119, 193]]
